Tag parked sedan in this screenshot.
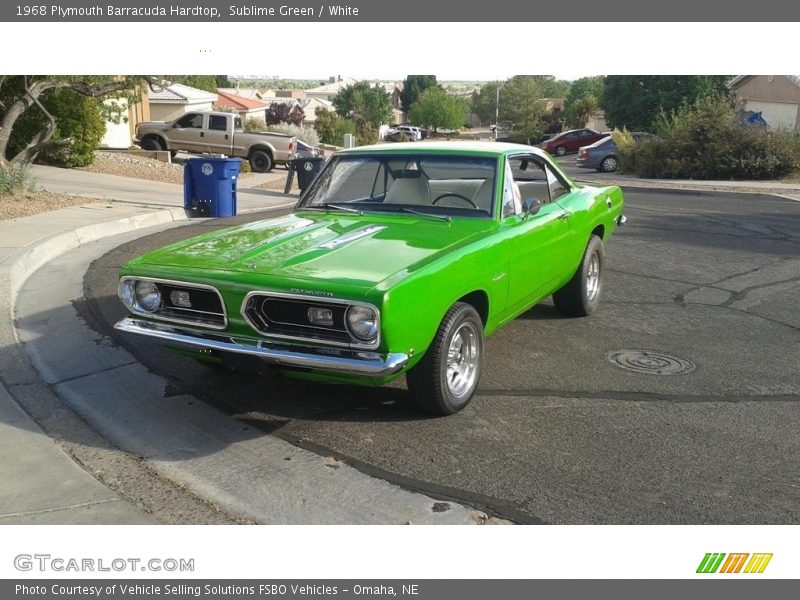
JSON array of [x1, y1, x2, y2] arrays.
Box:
[[576, 132, 657, 172], [541, 128, 608, 156], [115, 142, 625, 415]]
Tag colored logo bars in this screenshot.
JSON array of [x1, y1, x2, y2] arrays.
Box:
[[696, 553, 773, 574]]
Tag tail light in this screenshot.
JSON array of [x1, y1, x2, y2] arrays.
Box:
[[289, 138, 295, 153]]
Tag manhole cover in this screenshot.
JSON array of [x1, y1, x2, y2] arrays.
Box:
[[607, 350, 696, 375]]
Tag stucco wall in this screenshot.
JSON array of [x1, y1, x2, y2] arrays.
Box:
[[149, 101, 214, 123], [733, 76, 800, 130]]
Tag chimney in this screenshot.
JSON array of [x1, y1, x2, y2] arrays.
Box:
[[329, 76, 335, 83], [338, 75, 342, 82]]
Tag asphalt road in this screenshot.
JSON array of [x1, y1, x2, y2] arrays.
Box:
[[82, 189, 800, 524]]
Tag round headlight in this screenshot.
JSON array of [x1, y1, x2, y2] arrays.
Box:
[[134, 280, 162, 312], [346, 305, 378, 342]]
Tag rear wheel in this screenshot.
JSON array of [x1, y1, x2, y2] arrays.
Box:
[[599, 155, 618, 172], [249, 150, 273, 173], [407, 303, 483, 416], [554, 145, 567, 156], [553, 235, 605, 317]]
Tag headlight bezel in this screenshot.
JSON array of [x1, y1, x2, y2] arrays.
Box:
[[345, 304, 380, 343], [118, 276, 228, 330]]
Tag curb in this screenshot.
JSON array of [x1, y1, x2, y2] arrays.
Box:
[[7, 207, 188, 303]]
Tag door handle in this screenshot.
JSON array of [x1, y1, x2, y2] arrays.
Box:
[[225, 134, 229, 140], [200, 132, 205, 137], [557, 211, 571, 220]]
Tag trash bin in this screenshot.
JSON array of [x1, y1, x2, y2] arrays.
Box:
[[184, 157, 242, 217], [294, 157, 325, 193]]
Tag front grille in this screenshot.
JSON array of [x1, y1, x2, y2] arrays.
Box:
[[157, 283, 226, 327], [243, 294, 353, 345]]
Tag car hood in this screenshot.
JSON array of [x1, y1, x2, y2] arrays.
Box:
[[127, 211, 494, 290]]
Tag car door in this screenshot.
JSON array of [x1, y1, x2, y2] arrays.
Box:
[[204, 114, 234, 154], [499, 155, 572, 316], [170, 112, 205, 152]]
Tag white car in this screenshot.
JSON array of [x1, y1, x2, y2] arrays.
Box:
[[394, 125, 423, 141]]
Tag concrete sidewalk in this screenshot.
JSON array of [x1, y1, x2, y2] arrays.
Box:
[[1, 168, 298, 524]]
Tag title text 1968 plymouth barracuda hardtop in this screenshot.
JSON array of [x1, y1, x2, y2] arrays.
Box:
[[115, 142, 625, 415]]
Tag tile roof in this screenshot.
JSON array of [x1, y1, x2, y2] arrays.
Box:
[[148, 83, 217, 103], [214, 90, 268, 110]]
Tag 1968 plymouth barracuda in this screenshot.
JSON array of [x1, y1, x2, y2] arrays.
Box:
[[116, 142, 625, 415]]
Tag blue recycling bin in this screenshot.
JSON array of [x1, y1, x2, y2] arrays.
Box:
[[183, 157, 242, 217]]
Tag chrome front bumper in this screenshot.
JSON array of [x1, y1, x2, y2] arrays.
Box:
[[616, 214, 627, 225], [114, 318, 409, 377]]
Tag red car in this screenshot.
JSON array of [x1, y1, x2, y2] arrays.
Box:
[[541, 128, 608, 157]]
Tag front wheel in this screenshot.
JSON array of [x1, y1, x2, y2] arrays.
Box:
[[140, 137, 163, 151], [553, 235, 605, 317], [249, 150, 273, 173], [407, 302, 483, 416], [554, 145, 567, 156]]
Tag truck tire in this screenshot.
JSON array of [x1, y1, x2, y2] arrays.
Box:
[[249, 150, 273, 173], [140, 137, 163, 151]]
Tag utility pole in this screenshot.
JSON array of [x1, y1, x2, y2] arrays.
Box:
[[495, 86, 500, 140]]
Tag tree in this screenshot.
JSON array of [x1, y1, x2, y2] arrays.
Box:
[[470, 81, 503, 124], [215, 75, 231, 88], [535, 75, 572, 98], [408, 87, 467, 132], [8, 89, 106, 167], [601, 75, 731, 131], [266, 102, 304, 126], [568, 94, 600, 128], [400, 75, 439, 112], [1, 75, 161, 179], [314, 107, 356, 146], [564, 76, 604, 127], [498, 76, 548, 143], [332, 82, 392, 129]]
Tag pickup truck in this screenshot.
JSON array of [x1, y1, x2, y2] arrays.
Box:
[[135, 111, 295, 172]]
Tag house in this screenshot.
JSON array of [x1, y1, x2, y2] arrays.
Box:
[[586, 109, 608, 132], [99, 86, 150, 149], [728, 75, 800, 131], [299, 97, 334, 127], [218, 87, 275, 101], [214, 90, 269, 121], [305, 76, 359, 102], [147, 83, 218, 122], [274, 89, 307, 100]]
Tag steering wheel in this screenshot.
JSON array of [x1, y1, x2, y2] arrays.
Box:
[[431, 193, 478, 209]]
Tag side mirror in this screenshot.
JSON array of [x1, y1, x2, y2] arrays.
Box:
[[522, 197, 543, 217]]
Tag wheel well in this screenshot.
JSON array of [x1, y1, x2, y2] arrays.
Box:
[[592, 224, 605, 240], [248, 146, 273, 159], [457, 291, 489, 326], [142, 133, 166, 147]]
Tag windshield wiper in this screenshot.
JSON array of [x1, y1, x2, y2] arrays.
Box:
[[321, 202, 363, 215], [400, 207, 451, 222]]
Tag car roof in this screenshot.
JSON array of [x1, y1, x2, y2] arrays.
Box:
[[339, 141, 551, 159]]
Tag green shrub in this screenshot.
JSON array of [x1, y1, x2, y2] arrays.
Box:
[[313, 107, 356, 146], [244, 117, 268, 133], [0, 165, 36, 195], [620, 96, 800, 180], [266, 123, 320, 147], [8, 89, 106, 168], [355, 123, 379, 147]]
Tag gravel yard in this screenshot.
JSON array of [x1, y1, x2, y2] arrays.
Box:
[[80, 151, 186, 184], [0, 190, 97, 221]]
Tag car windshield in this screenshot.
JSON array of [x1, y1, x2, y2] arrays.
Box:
[[298, 154, 498, 218]]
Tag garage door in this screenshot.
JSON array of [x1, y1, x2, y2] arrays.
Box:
[[744, 100, 799, 130]]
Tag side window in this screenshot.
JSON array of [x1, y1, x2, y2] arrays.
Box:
[[546, 165, 569, 201], [175, 113, 203, 129], [501, 159, 522, 217], [208, 115, 228, 131], [509, 156, 550, 205]]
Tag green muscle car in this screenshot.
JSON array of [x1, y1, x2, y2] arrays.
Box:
[[116, 142, 625, 415]]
